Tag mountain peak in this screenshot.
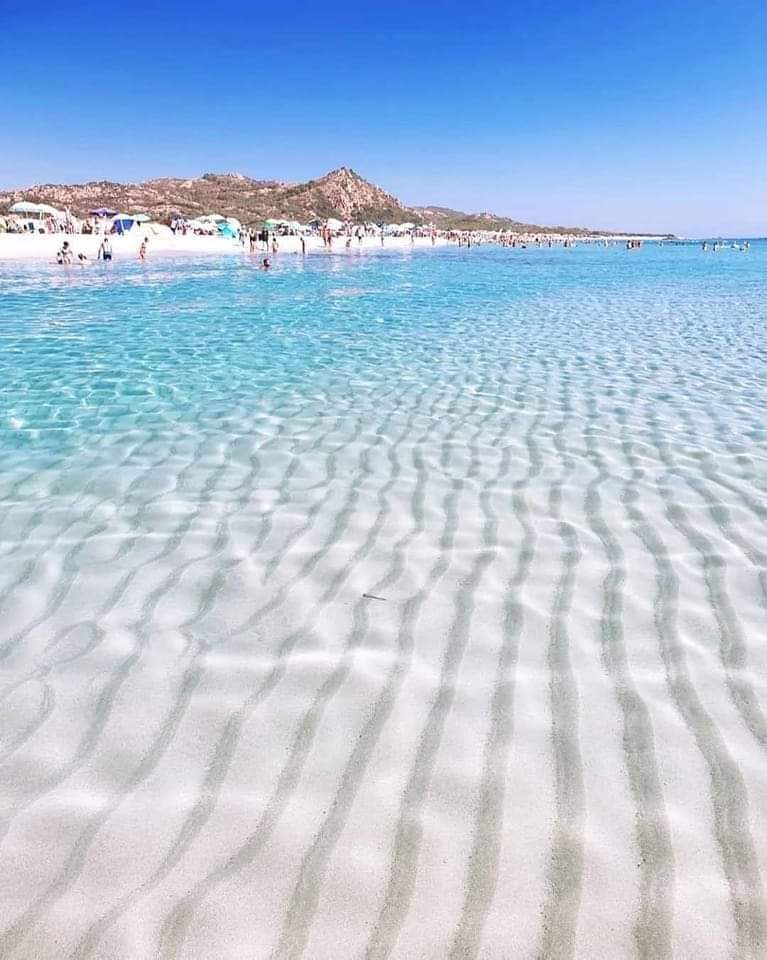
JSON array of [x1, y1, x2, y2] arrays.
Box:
[[281, 167, 408, 222]]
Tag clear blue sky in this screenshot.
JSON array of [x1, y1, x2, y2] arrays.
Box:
[[2, 0, 765, 235]]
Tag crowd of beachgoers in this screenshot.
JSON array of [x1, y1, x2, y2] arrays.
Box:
[[0, 201, 663, 264], [0, 203, 570, 246], [8, 197, 754, 263], [1, 200, 756, 261]]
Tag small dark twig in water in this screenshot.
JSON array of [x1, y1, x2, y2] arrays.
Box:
[[362, 593, 387, 601]]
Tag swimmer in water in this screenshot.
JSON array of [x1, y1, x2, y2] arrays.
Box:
[[262, 257, 271, 269]]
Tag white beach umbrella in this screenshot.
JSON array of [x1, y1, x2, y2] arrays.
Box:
[[131, 213, 151, 223], [9, 201, 42, 214]]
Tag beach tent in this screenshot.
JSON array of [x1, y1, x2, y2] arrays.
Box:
[[218, 222, 237, 238], [111, 214, 135, 233]]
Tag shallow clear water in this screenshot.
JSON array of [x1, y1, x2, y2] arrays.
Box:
[[1, 243, 766, 959]]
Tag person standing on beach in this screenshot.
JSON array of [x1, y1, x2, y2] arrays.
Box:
[[138, 237, 148, 261], [300, 235, 306, 255]]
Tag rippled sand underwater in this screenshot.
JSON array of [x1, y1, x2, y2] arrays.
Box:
[[1, 244, 766, 959]]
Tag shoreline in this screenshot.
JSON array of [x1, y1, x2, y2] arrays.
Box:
[[0, 231, 669, 262], [0, 233, 445, 262]]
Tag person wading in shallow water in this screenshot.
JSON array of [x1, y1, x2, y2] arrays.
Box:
[[56, 241, 73, 264], [98, 236, 113, 261], [138, 237, 148, 261]]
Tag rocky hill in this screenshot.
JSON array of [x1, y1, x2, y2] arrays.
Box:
[[0, 166, 602, 233]]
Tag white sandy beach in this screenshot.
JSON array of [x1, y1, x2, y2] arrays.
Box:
[[0, 231, 452, 261]]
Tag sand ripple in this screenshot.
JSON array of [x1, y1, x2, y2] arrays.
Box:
[[1, 246, 767, 958]]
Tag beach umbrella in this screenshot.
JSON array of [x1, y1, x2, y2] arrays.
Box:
[[90, 207, 118, 217], [264, 218, 281, 228], [131, 213, 151, 223], [9, 201, 42, 214]]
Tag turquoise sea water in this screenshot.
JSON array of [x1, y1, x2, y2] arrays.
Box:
[[1, 243, 766, 959]]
